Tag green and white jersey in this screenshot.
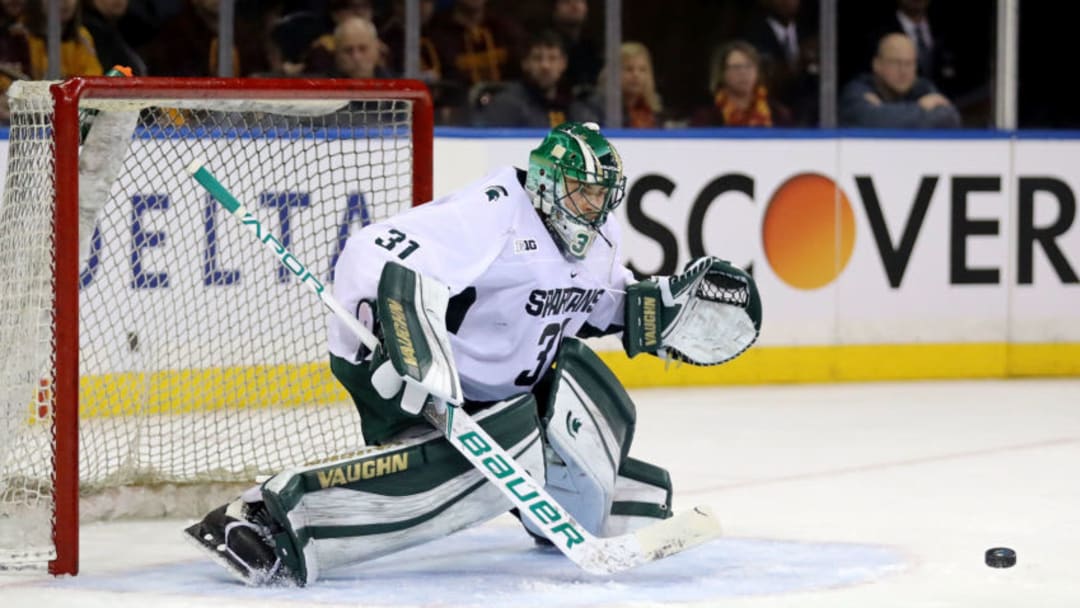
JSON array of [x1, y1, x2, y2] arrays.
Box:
[[329, 166, 633, 402]]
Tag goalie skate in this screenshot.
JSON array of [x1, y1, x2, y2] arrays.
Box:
[[183, 502, 289, 586]]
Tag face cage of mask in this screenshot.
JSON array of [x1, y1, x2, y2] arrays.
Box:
[[548, 166, 627, 230]]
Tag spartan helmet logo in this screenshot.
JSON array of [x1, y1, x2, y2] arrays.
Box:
[[484, 185, 508, 201], [565, 411, 583, 438]]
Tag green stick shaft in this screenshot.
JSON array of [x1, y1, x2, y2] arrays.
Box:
[[186, 160, 378, 352]]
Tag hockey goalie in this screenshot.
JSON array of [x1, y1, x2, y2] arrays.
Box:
[[185, 122, 762, 585]]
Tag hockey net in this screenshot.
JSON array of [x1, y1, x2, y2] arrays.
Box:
[[0, 77, 433, 574]]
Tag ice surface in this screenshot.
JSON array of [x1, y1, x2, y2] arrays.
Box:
[[1, 379, 1077, 607]]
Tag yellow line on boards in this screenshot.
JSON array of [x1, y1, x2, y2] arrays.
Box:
[[599, 342, 1080, 386], [76, 362, 348, 418], [42, 343, 1080, 419]]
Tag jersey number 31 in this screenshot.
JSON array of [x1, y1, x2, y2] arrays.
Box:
[[375, 228, 421, 259]]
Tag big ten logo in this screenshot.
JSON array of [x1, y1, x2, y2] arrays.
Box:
[[514, 238, 538, 254], [625, 173, 1079, 289], [79, 191, 376, 290]]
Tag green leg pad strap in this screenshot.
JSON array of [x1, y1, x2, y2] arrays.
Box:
[[611, 457, 673, 520]]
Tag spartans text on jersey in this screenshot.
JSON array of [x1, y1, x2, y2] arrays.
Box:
[[524, 287, 605, 317]]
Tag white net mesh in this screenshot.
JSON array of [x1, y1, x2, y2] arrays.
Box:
[[0, 80, 423, 568], [0, 84, 60, 566]]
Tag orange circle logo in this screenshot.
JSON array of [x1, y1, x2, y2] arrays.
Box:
[[763, 174, 856, 290]]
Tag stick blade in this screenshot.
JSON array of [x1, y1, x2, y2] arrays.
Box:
[[577, 505, 722, 575], [634, 505, 722, 563]]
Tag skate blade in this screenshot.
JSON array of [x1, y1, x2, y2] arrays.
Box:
[[182, 521, 274, 586]]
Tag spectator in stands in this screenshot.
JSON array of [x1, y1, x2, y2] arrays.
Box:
[[591, 41, 664, 129], [1, 0, 23, 28], [236, 1, 276, 76], [473, 29, 597, 128], [742, 0, 817, 125], [326, 16, 388, 79], [259, 10, 324, 77], [0, 0, 29, 123], [0, 0, 29, 81], [868, 0, 990, 126], [874, 0, 950, 90], [81, 0, 147, 75], [24, 0, 103, 79], [380, 0, 438, 81], [428, 0, 523, 94], [1, 0, 21, 17], [99, 0, 170, 52], [550, 0, 600, 97], [691, 40, 790, 127], [140, 0, 240, 76], [306, 0, 387, 76], [839, 32, 960, 129]]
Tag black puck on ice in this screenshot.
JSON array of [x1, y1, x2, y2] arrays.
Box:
[[985, 547, 1016, 568]]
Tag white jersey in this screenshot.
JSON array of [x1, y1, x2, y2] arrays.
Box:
[[329, 166, 634, 402]]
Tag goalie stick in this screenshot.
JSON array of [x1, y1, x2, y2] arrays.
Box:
[[186, 161, 721, 575]]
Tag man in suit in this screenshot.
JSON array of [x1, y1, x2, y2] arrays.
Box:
[[742, 0, 818, 125]]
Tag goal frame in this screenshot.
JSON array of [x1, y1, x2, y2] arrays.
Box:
[[46, 77, 434, 575]]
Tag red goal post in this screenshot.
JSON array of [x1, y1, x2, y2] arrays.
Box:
[[0, 77, 433, 575]]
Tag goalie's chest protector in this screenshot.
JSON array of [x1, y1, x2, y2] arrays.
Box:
[[378, 167, 626, 402], [332, 167, 630, 403], [451, 210, 624, 401]]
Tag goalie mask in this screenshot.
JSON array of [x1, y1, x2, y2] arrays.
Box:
[[525, 122, 626, 260]]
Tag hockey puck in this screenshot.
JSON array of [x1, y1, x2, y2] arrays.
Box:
[[985, 547, 1016, 568]]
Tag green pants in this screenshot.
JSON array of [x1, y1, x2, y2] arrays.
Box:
[[330, 354, 422, 445], [330, 354, 501, 445]]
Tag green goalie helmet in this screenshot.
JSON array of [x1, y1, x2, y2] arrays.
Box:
[[525, 122, 626, 260]]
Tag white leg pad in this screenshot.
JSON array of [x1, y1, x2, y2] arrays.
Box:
[[260, 395, 544, 584], [532, 372, 621, 535], [523, 339, 672, 540]]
